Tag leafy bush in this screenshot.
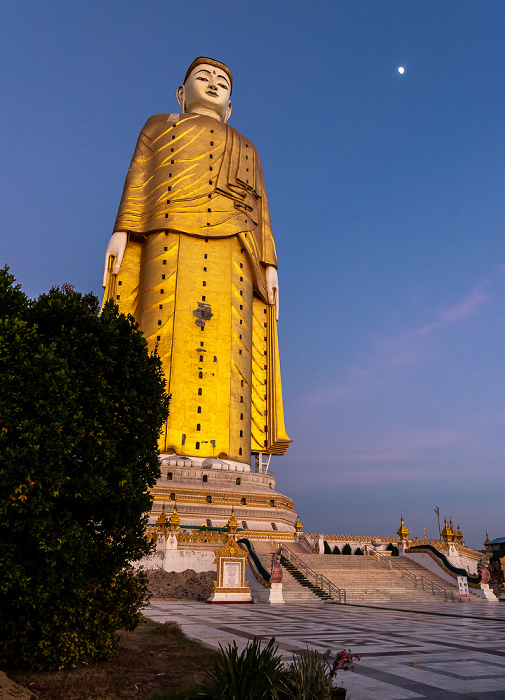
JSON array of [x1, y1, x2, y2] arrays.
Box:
[[387, 543, 400, 556], [195, 638, 360, 699], [354, 547, 364, 555], [283, 648, 334, 699], [333, 545, 341, 555], [324, 540, 332, 554], [342, 543, 352, 555], [282, 647, 359, 699], [195, 637, 285, 699], [0, 269, 170, 669]]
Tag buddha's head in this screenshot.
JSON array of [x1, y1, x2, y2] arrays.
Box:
[[177, 57, 232, 123]]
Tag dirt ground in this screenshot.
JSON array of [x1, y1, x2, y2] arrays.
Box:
[[0, 670, 34, 699], [147, 569, 215, 601], [2, 617, 216, 700]]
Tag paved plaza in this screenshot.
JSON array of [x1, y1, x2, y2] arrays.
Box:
[[147, 600, 505, 700]]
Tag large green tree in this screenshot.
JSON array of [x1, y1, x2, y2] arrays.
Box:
[[0, 268, 169, 669]]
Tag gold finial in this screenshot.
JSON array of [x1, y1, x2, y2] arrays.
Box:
[[227, 508, 239, 534], [397, 514, 410, 540], [455, 524, 463, 543], [441, 517, 456, 543], [484, 531, 490, 544], [295, 516, 302, 533], [169, 504, 180, 532], [156, 503, 168, 531]]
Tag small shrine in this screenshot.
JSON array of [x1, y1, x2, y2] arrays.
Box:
[[207, 510, 252, 604]]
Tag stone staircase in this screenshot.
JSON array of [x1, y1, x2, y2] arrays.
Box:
[[291, 552, 462, 603], [245, 541, 481, 604], [280, 556, 332, 602], [248, 540, 326, 603], [395, 556, 483, 601]]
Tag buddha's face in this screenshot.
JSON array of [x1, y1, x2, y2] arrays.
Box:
[[177, 63, 232, 122]]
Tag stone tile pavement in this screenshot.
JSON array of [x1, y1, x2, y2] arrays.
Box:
[[146, 600, 505, 699]]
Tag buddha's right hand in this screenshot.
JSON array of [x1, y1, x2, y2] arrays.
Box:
[[102, 231, 127, 287]]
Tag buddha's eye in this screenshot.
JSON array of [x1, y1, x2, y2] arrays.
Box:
[[196, 76, 208, 82]]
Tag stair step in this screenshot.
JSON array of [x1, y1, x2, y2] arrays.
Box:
[[278, 550, 468, 604]]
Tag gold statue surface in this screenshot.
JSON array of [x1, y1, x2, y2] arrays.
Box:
[[103, 58, 290, 463]]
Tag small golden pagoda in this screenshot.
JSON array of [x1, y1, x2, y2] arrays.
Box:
[[156, 503, 168, 533], [169, 505, 181, 532], [441, 518, 456, 543], [397, 515, 410, 540], [227, 508, 239, 535]]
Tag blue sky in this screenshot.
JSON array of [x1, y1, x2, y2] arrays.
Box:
[[2, 1, 504, 548]]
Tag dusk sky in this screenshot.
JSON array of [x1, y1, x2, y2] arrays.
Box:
[[2, 1, 504, 548]]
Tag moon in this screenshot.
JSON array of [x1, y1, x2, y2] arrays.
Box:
[[398, 66, 405, 74]]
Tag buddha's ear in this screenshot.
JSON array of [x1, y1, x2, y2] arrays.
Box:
[[223, 100, 232, 123], [176, 85, 185, 112]]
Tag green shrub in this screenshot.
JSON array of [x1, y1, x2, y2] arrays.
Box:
[[324, 540, 332, 554], [195, 637, 285, 699], [282, 648, 360, 699], [0, 270, 170, 669], [283, 648, 333, 699], [387, 543, 400, 556], [342, 543, 352, 555], [194, 638, 359, 699], [333, 545, 341, 555], [354, 547, 363, 555]]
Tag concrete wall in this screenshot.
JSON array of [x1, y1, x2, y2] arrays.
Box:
[[136, 549, 216, 573], [403, 552, 490, 599]]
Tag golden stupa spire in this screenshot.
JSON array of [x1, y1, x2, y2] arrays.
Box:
[[227, 508, 239, 535], [169, 504, 181, 532], [441, 517, 456, 543], [156, 503, 168, 531], [397, 515, 410, 540]]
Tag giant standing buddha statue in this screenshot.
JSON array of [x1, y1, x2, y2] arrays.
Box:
[[103, 58, 296, 534]]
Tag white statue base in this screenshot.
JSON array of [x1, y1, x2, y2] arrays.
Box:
[[268, 582, 284, 604], [479, 583, 499, 601], [207, 589, 252, 604]]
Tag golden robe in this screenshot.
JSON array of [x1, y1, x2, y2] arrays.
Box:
[[103, 112, 290, 461]]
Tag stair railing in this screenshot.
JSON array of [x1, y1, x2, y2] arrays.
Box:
[[297, 533, 318, 553], [272, 541, 347, 604], [364, 545, 455, 602]]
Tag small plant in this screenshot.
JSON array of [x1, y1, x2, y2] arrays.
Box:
[[283, 648, 332, 699], [194, 637, 361, 700], [283, 648, 360, 699], [333, 545, 341, 555], [354, 547, 363, 555], [195, 637, 285, 699], [387, 543, 400, 556], [324, 541, 332, 554], [342, 543, 352, 555]]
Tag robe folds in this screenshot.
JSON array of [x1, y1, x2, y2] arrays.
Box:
[[103, 112, 290, 461]]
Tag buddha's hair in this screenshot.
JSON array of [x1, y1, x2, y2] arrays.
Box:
[[184, 57, 233, 93]]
